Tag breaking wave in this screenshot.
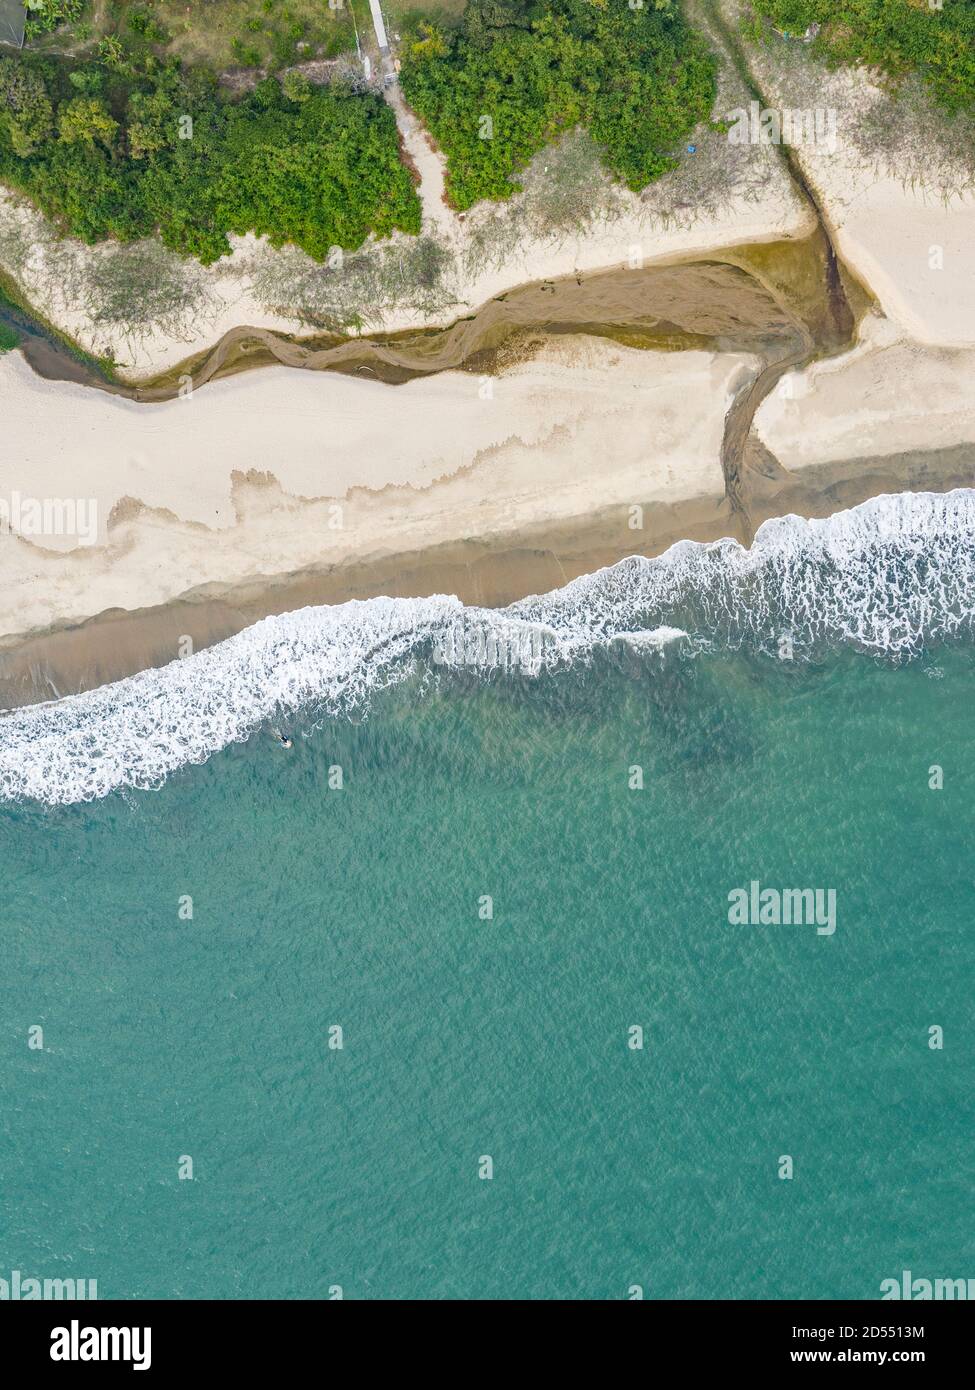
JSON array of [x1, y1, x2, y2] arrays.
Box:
[[2, 490, 975, 805]]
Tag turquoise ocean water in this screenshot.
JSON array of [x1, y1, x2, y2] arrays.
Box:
[[1, 492, 973, 1299]]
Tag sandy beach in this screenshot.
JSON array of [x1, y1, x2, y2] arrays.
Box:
[[4, 213, 975, 705], [0, 334, 750, 636], [755, 314, 975, 472], [3, 294, 975, 707], [2, 5, 975, 707]]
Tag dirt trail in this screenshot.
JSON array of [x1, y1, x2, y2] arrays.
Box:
[[384, 83, 456, 240]]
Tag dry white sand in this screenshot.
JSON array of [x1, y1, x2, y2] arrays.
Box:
[[0, 336, 751, 640], [755, 312, 975, 470], [825, 176, 975, 349]]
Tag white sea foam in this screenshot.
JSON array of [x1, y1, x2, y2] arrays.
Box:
[[611, 627, 690, 651], [2, 490, 974, 805]]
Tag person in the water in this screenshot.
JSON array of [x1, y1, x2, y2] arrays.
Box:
[[272, 728, 293, 749]]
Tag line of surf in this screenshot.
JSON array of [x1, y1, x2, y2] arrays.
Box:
[[1, 490, 973, 805]]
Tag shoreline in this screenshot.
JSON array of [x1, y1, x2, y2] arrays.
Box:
[[2, 247, 974, 711], [4, 14, 975, 720], [2, 443, 973, 712]]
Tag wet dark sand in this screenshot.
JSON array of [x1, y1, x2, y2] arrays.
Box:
[[2, 438, 973, 710]]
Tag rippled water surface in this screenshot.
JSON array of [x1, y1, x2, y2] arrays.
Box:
[[1, 490, 972, 1298]]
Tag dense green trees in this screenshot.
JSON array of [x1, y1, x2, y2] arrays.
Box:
[[5, 0, 970, 279], [399, 0, 716, 210], [0, 56, 421, 262], [0, 60, 53, 156], [754, 1, 975, 116], [57, 95, 119, 146]]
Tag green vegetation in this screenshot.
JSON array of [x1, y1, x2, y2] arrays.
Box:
[[20, 2, 357, 73], [24, 2, 86, 40], [0, 317, 18, 350], [1, 4, 413, 265], [0, 52, 421, 263], [399, 0, 717, 210], [752, 1, 975, 116]]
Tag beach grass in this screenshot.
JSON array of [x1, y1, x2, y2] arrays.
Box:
[[26, 0, 357, 73]]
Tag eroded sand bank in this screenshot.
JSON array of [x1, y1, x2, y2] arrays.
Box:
[[719, 0, 975, 349], [0, 101, 810, 382]]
